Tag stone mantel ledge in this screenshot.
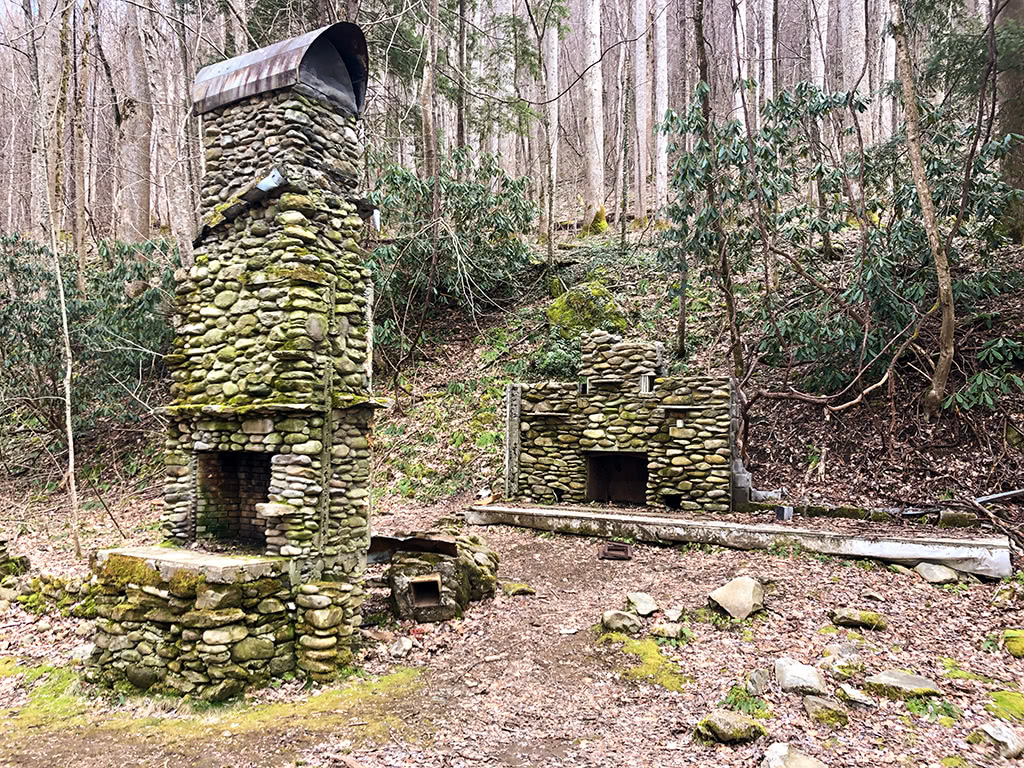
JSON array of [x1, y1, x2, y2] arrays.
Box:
[[94, 546, 286, 584]]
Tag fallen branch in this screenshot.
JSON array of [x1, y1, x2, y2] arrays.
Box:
[[959, 496, 1024, 555]]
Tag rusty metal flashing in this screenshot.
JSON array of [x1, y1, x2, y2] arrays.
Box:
[[192, 23, 368, 116]]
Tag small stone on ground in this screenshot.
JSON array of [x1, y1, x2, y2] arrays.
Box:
[[709, 576, 764, 620], [761, 742, 827, 768], [601, 609, 642, 634], [863, 669, 941, 698], [803, 695, 849, 727], [972, 721, 1024, 759], [914, 562, 959, 584], [695, 708, 767, 744], [775, 657, 828, 696], [626, 592, 658, 616], [830, 608, 887, 631]]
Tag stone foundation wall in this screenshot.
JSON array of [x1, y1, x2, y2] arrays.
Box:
[[507, 331, 733, 512], [84, 549, 363, 698]]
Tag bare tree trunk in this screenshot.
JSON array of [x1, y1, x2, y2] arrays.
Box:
[[633, 0, 649, 221], [653, 0, 669, 217], [732, 0, 748, 128], [809, 0, 829, 89], [129, 4, 153, 241], [582, 0, 605, 231], [24, 0, 83, 558], [543, 21, 559, 264], [456, 0, 468, 152], [763, 0, 775, 102], [698, 0, 744, 378], [74, 0, 91, 293], [841, 0, 870, 141], [891, 0, 954, 416]]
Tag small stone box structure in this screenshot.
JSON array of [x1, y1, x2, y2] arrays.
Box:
[[88, 24, 382, 696], [387, 534, 500, 623], [504, 330, 735, 511]]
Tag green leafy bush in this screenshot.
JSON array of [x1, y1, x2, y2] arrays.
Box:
[[0, 233, 177, 441], [369, 149, 536, 367], [661, 82, 1023, 402]]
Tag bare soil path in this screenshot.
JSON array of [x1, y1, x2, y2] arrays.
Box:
[[2, 498, 1021, 767]]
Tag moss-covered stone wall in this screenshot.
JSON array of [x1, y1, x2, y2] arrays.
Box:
[[84, 550, 361, 698], [506, 330, 733, 512]]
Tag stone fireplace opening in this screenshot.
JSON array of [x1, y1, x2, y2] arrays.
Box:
[[586, 452, 648, 505], [196, 452, 272, 544], [410, 574, 443, 607]]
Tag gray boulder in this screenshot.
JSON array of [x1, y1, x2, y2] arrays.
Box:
[[601, 610, 643, 634], [650, 622, 683, 639], [709, 576, 764, 620], [695, 709, 767, 743], [914, 562, 959, 584], [837, 684, 875, 708], [775, 658, 828, 696], [863, 669, 941, 699], [971, 721, 1024, 759], [626, 592, 658, 616], [803, 695, 848, 727]]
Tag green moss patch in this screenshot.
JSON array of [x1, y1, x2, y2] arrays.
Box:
[[546, 281, 626, 340], [597, 632, 692, 692], [100, 554, 162, 588], [0, 660, 88, 728], [987, 690, 1024, 722]]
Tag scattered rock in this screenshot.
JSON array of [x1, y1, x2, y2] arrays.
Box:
[[601, 610, 643, 634], [914, 563, 959, 585], [830, 608, 887, 631], [803, 695, 849, 728], [746, 668, 771, 696], [862, 590, 884, 602], [820, 643, 864, 679], [1003, 629, 1024, 658], [626, 592, 658, 616], [837, 683, 875, 707], [863, 670, 941, 699], [969, 721, 1024, 759], [709, 576, 764, 620], [663, 606, 684, 622], [695, 708, 767, 744], [761, 742, 827, 768], [500, 582, 536, 597], [35, 620, 51, 632], [775, 658, 828, 696], [390, 637, 414, 658], [651, 622, 684, 639]]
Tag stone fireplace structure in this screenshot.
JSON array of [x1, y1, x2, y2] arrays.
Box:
[[504, 330, 735, 512], [86, 24, 382, 699]]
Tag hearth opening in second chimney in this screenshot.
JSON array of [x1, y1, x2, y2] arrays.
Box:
[[196, 452, 272, 545], [586, 452, 648, 506]]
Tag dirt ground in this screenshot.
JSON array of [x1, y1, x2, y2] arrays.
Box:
[[1, 496, 1022, 768]]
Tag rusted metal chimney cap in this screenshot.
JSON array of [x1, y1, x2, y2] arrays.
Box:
[[192, 22, 368, 117]]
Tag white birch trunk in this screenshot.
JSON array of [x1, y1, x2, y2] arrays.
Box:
[[732, 0, 748, 128], [654, 0, 668, 216], [808, 0, 829, 90], [633, 0, 649, 220], [840, 0, 870, 141], [583, 0, 605, 230], [763, 0, 775, 102], [544, 24, 560, 224]]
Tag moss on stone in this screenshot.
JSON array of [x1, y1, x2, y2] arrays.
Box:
[[939, 757, 968, 767], [100, 555, 162, 589], [1003, 629, 1024, 658], [597, 632, 693, 692], [987, 690, 1024, 722], [546, 281, 627, 341], [939, 657, 996, 683]]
